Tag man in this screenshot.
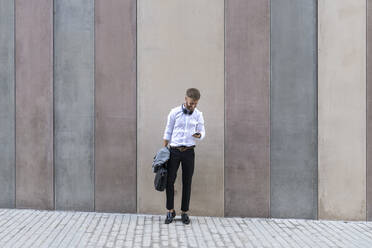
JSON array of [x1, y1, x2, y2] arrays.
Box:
[[163, 88, 205, 224]]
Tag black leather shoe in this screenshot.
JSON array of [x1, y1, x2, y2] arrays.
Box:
[[164, 211, 176, 224], [181, 213, 190, 224]]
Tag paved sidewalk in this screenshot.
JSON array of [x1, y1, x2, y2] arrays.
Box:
[[0, 209, 372, 247]]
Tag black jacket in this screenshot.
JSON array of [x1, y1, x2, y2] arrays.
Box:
[[153, 147, 170, 191]]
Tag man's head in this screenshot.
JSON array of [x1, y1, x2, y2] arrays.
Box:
[[184, 88, 200, 112]]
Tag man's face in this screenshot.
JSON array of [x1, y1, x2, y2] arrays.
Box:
[[185, 96, 198, 111]]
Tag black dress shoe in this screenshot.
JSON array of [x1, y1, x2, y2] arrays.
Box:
[[181, 213, 190, 224], [164, 211, 176, 224]]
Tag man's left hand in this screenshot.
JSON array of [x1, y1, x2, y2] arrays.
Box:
[[192, 133, 201, 138]]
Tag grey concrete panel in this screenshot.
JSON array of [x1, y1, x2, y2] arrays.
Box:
[[225, 0, 270, 217], [367, 0, 372, 221], [138, 0, 224, 216], [15, 0, 54, 209], [54, 0, 94, 211], [0, 0, 15, 208], [318, 0, 366, 220], [270, 0, 318, 219], [95, 0, 137, 213]]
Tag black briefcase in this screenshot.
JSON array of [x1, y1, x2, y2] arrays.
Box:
[[154, 165, 167, 191]]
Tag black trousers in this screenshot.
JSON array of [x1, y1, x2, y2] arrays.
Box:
[[166, 147, 195, 212]]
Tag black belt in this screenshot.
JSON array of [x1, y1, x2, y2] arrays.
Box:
[[170, 145, 195, 152]]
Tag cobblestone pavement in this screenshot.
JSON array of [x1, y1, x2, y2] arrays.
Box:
[[0, 209, 372, 248]]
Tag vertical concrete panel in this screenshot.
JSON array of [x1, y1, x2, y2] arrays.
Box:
[[54, 0, 94, 211], [318, 0, 366, 220], [0, 0, 15, 208], [225, 0, 270, 217], [15, 0, 54, 209], [270, 0, 318, 219], [138, 0, 224, 216], [368, 0, 372, 221], [95, 0, 137, 213]]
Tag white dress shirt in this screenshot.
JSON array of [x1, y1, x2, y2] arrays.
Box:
[[163, 105, 206, 147]]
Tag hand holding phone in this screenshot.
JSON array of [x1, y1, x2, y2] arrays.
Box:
[[192, 132, 201, 138]]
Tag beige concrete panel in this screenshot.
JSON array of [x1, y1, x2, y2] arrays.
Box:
[[368, 0, 372, 221], [318, 0, 366, 220], [137, 0, 224, 216]]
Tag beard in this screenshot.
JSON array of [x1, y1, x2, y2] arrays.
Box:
[[185, 102, 194, 111]]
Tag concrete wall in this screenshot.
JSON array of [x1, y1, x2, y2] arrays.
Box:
[[318, 0, 366, 220], [0, 0, 15, 208], [270, 0, 318, 219], [368, 0, 372, 221], [0, 0, 370, 220], [15, 0, 54, 209], [225, 0, 270, 218], [137, 0, 224, 216], [54, 0, 95, 211], [95, 0, 137, 213]]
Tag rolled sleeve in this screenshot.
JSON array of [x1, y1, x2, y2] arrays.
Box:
[[197, 112, 206, 140], [163, 110, 175, 141]]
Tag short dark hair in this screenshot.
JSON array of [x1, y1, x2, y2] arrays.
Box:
[[186, 88, 201, 100]]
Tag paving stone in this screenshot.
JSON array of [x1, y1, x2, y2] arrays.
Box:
[[0, 209, 371, 247]]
